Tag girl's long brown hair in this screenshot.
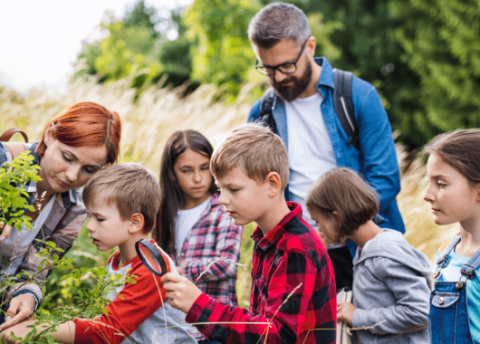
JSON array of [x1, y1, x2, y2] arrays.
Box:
[[155, 130, 217, 258]]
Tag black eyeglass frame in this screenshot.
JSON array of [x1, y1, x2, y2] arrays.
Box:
[[135, 238, 168, 276], [254, 38, 310, 76]]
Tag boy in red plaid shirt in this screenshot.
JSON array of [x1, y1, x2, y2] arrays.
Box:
[[162, 124, 336, 344]]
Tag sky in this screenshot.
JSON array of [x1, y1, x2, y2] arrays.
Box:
[[0, 0, 192, 95]]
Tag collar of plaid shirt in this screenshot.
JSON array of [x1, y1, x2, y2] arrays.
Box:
[[251, 201, 302, 252]]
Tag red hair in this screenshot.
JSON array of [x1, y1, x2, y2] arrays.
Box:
[[36, 102, 121, 164]]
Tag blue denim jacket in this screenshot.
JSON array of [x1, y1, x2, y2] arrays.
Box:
[[248, 57, 405, 246]]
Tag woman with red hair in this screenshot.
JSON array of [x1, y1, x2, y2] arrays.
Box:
[[0, 102, 121, 330]]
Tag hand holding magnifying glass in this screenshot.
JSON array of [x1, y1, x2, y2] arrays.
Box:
[[136, 239, 202, 313]]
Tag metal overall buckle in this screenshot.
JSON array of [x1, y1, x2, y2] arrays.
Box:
[[434, 256, 449, 280], [456, 274, 470, 290], [457, 264, 476, 290]]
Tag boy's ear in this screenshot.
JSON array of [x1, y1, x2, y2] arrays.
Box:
[[474, 184, 480, 203], [129, 213, 145, 234], [266, 172, 282, 197]]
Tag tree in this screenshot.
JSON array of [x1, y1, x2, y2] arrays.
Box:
[[91, 20, 162, 87], [123, 0, 160, 39], [392, 0, 480, 136], [77, 0, 194, 89], [185, 0, 261, 96], [158, 11, 195, 88]]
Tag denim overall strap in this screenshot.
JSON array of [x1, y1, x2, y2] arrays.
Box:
[[455, 244, 480, 292], [461, 246, 480, 277], [434, 235, 461, 279], [429, 235, 476, 344]]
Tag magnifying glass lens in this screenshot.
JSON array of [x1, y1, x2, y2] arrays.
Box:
[[138, 242, 163, 275], [136, 239, 168, 276]]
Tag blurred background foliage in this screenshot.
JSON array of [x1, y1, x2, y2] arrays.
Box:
[[76, 0, 480, 149]]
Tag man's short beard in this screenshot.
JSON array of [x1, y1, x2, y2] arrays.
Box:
[[270, 58, 313, 102]]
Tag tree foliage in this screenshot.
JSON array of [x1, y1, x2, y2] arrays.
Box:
[[77, 0, 193, 89], [74, 0, 480, 148], [158, 11, 194, 88], [185, 0, 261, 96], [92, 21, 162, 85], [392, 0, 480, 137]]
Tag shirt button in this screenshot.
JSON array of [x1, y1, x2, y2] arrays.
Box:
[[439, 297, 444, 305]]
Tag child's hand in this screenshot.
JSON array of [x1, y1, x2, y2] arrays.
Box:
[[0, 223, 12, 242], [1, 319, 36, 343], [337, 301, 356, 327], [161, 273, 203, 314]]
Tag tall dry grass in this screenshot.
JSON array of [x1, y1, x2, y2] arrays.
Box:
[[1, 73, 253, 176], [1, 74, 457, 308]]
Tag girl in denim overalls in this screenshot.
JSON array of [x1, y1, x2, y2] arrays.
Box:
[[424, 129, 480, 344]]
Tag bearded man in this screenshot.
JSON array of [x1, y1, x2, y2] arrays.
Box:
[[247, 3, 405, 290]]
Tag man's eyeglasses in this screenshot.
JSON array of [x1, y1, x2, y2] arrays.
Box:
[[254, 38, 309, 76]]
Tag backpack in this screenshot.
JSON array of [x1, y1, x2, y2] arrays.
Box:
[[0, 128, 29, 161], [258, 69, 360, 150]]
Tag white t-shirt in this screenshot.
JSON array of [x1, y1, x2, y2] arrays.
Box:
[[285, 92, 337, 229], [174, 196, 212, 256], [0, 196, 56, 275]]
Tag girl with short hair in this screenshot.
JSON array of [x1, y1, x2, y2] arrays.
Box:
[[306, 167, 431, 344]]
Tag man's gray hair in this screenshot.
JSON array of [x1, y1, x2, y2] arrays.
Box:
[[248, 3, 311, 49]]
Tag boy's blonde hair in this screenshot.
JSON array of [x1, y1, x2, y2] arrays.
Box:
[[83, 163, 161, 233], [211, 123, 289, 188], [306, 168, 378, 241]]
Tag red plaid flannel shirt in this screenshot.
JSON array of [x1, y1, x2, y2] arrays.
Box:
[[178, 193, 243, 341], [186, 202, 337, 344]]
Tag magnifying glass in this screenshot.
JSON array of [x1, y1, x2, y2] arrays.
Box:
[[135, 239, 168, 276]]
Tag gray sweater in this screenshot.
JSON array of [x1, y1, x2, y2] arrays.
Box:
[[351, 229, 432, 344]]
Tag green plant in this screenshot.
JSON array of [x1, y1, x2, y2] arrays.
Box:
[[0, 153, 130, 343], [2, 242, 132, 343], [0, 151, 41, 232]]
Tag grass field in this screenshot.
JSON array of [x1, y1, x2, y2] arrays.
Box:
[[1, 74, 458, 309]]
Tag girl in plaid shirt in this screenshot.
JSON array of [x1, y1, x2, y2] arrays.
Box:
[[156, 130, 243, 344]]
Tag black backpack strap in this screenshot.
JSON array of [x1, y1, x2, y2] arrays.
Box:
[[258, 88, 277, 133], [333, 69, 359, 150]]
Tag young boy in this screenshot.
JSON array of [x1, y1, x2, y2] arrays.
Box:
[[161, 124, 337, 344], [2, 164, 197, 344], [306, 168, 431, 344]]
